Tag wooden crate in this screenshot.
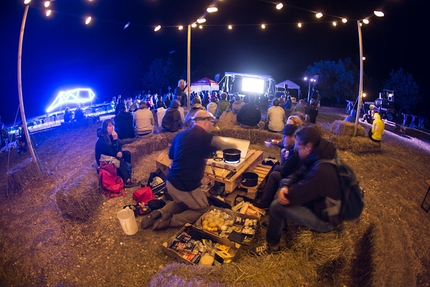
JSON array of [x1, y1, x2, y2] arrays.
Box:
[[203, 150, 264, 193]]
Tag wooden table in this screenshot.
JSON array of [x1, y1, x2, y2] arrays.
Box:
[[202, 149, 265, 194]]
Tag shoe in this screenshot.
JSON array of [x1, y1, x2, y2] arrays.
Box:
[[248, 244, 280, 257], [152, 217, 172, 231], [140, 211, 161, 229], [125, 179, 140, 188], [152, 212, 172, 230], [261, 220, 287, 231]]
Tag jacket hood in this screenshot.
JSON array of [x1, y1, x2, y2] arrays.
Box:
[[303, 138, 337, 167], [373, 112, 381, 120], [96, 128, 102, 137]]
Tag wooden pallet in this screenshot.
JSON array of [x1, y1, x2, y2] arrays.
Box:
[[238, 164, 272, 199]]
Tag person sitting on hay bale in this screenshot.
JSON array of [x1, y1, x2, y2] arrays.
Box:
[[134, 102, 154, 137], [250, 125, 342, 256], [369, 110, 385, 142], [236, 94, 263, 129], [254, 124, 301, 210], [266, 98, 286, 133], [161, 100, 183, 132], [184, 97, 206, 129], [95, 119, 138, 188]]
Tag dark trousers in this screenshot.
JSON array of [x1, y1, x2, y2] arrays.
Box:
[[117, 150, 132, 183], [259, 171, 282, 208]]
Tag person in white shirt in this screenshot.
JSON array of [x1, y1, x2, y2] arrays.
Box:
[[134, 102, 154, 137], [207, 97, 218, 116], [266, 99, 286, 132]]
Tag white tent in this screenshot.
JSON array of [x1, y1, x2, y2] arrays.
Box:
[[276, 79, 301, 98], [190, 77, 219, 93], [276, 79, 300, 90]]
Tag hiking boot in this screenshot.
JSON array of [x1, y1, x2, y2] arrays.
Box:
[[152, 218, 172, 231], [248, 244, 281, 257], [140, 210, 161, 229], [152, 212, 173, 231]]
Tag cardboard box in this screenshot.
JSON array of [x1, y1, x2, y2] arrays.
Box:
[[161, 224, 240, 265], [194, 207, 260, 248], [156, 151, 171, 177]]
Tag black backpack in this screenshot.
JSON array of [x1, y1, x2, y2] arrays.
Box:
[[317, 154, 364, 222]]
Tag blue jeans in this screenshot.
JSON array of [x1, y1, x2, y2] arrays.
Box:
[[266, 199, 335, 245]]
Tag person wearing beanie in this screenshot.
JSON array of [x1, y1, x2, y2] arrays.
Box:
[[250, 125, 342, 256], [254, 124, 301, 209]]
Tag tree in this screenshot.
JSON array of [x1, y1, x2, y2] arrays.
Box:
[[142, 58, 176, 95], [384, 68, 421, 114], [305, 58, 358, 106]]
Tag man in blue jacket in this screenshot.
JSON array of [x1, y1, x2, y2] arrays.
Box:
[[250, 125, 342, 256]]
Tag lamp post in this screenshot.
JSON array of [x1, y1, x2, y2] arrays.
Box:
[[304, 77, 316, 103], [354, 20, 364, 136], [17, 0, 42, 176]]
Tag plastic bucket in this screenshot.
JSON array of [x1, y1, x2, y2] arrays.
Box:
[[117, 208, 138, 235]]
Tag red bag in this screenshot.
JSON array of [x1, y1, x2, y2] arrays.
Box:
[[98, 162, 126, 198], [132, 186, 155, 205]]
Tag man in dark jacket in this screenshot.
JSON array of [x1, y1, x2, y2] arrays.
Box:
[[141, 110, 221, 231], [250, 125, 342, 256], [113, 106, 136, 143], [161, 100, 183, 132], [236, 94, 262, 127]]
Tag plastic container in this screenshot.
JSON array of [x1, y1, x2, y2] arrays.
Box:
[[117, 207, 138, 235]]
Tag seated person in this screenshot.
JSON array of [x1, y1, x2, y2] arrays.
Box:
[[254, 124, 301, 209], [184, 98, 206, 129], [206, 97, 218, 116], [215, 92, 230, 119], [16, 136, 28, 154], [95, 119, 137, 187], [74, 106, 85, 122], [161, 100, 183, 132], [134, 102, 154, 137], [63, 107, 73, 123], [250, 125, 342, 256], [369, 111, 385, 142], [114, 106, 136, 143], [266, 99, 286, 132], [236, 94, 262, 128]]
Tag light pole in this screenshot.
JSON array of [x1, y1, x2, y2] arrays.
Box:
[[304, 77, 316, 103], [17, 0, 42, 176]]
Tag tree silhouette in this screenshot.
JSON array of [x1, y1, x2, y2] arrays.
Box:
[[384, 68, 421, 114], [305, 58, 358, 106], [142, 58, 176, 95]]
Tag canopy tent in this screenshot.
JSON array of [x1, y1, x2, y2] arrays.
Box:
[[275, 79, 301, 98], [190, 77, 219, 93], [276, 79, 300, 90]]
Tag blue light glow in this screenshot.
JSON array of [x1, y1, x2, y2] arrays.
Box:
[[46, 88, 95, 113]]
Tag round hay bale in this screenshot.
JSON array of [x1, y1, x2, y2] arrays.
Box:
[[55, 168, 102, 221]]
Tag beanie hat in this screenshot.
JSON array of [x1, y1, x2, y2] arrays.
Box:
[[282, 124, 298, 136]]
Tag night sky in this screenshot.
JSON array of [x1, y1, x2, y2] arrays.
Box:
[[0, 0, 426, 126]]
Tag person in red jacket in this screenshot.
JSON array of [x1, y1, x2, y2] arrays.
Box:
[[249, 125, 342, 256]]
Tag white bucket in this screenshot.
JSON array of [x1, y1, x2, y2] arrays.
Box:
[[117, 208, 138, 235]]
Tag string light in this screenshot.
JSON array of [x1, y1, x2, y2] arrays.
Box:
[[261, 24, 266, 29], [374, 10, 384, 17], [178, 25, 183, 30], [46, 9, 51, 17], [297, 22, 302, 28], [44, 1, 50, 8], [207, 6, 218, 13], [228, 25, 233, 30], [315, 12, 323, 18], [154, 25, 161, 32], [342, 18, 348, 23], [276, 3, 283, 10], [332, 21, 337, 26], [85, 16, 92, 25]]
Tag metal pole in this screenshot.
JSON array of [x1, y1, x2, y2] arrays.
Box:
[[354, 20, 364, 136], [17, 4, 42, 176], [307, 80, 311, 103], [187, 25, 191, 110]]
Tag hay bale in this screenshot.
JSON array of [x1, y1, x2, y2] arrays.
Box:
[[330, 120, 365, 137], [6, 157, 41, 195], [123, 133, 176, 162], [55, 168, 102, 221], [216, 111, 240, 130], [330, 135, 381, 153]]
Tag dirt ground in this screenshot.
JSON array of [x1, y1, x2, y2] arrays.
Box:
[[0, 106, 429, 286]]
